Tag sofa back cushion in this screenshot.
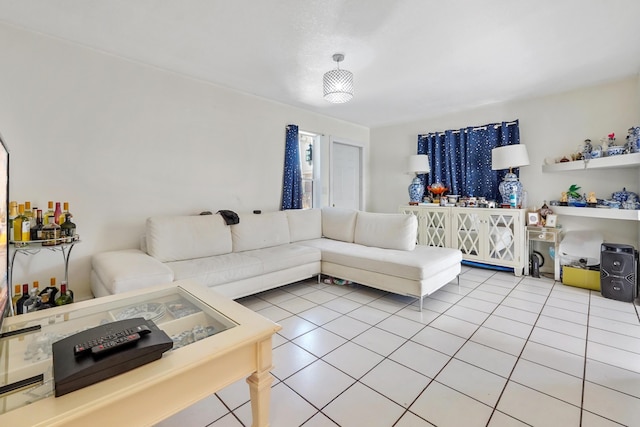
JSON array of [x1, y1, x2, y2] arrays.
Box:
[[322, 207, 358, 243], [286, 208, 322, 242], [146, 215, 232, 262], [232, 211, 291, 252], [354, 211, 417, 251]]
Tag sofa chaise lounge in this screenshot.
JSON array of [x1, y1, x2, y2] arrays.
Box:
[[91, 207, 462, 310]]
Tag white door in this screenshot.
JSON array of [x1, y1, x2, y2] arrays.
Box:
[[331, 141, 363, 209]]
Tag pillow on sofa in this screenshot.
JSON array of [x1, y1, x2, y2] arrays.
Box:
[[286, 208, 322, 242], [146, 215, 232, 262], [354, 211, 417, 251], [322, 207, 358, 243], [231, 211, 291, 252]]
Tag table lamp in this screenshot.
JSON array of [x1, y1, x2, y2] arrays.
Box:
[[491, 144, 530, 207], [407, 154, 430, 204]]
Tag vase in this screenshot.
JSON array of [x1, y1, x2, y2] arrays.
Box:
[[408, 177, 424, 203]]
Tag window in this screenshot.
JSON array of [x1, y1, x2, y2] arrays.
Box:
[[299, 132, 319, 209]]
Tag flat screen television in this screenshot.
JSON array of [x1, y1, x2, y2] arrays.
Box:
[[0, 132, 8, 332]]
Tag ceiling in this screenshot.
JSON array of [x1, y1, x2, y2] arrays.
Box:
[[1, 0, 639, 127]]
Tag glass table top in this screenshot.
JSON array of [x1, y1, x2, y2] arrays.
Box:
[[0, 284, 237, 415]]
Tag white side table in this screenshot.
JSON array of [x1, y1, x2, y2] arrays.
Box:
[[525, 226, 562, 280]]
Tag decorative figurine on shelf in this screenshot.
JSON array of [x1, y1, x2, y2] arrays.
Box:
[[587, 192, 597, 207], [560, 192, 568, 206]]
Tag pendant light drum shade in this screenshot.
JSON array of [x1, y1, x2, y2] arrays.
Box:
[[323, 53, 354, 103]]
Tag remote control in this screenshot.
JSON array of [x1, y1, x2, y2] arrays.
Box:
[[73, 324, 151, 356], [90, 333, 142, 356]]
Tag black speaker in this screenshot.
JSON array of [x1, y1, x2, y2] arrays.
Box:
[[600, 243, 638, 302]]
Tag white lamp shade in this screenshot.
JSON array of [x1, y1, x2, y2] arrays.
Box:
[[408, 154, 430, 173], [491, 144, 530, 171], [323, 69, 354, 103]]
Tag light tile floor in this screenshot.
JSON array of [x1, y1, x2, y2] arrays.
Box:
[[156, 266, 640, 427]]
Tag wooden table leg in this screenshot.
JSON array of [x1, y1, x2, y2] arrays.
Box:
[[246, 338, 275, 427]]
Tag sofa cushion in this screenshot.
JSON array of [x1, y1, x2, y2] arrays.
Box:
[[232, 211, 291, 252], [243, 244, 321, 274], [354, 211, 417, 251], [146, 215, 232, 263], [321, 207, 357, 243], [92, 249, 175, 294], [166, 252, 263, 286], [285, 208, 322, 242], [298, 238, 461, 281]]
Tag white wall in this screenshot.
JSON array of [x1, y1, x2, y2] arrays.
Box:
[[370, 76, 640, 250], [0, 23, 369, 299]]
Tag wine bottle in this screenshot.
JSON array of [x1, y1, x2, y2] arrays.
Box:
[[16, 284, 30, 314], [24, 201, 34, 227], [31, 209, 44, 241], [8, 201, 18, 240], [37, 293, 53, 310], [55, 283, 73, 306], [13, 203, 31, 241], [58, 202, 71, 225], [44, 201, 54, 225], [11, 284, 22, 312], [23, 281, 41, 313], [59, 280, 74, 302], [54, 202, 62, 225], [60, 213, 76, 243]]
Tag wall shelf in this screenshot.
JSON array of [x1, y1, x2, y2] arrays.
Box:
[[551, 206, 640, 221], [541, 152, 640, 172]]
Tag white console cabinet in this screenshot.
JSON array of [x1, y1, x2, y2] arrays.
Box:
[[399, 205, 526, 276]]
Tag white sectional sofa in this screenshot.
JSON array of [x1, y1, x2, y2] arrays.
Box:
[[91, 207, 462, 310]]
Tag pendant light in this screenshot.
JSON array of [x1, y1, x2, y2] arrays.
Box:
[[323, 53, 353, 103]]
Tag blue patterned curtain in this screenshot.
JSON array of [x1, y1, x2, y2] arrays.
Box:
[[417, 120, 519, 200], [281, 124, 303, 210]]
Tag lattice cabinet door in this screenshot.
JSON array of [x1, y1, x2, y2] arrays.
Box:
[[451, 209, 484, 261], [399, 205, 450, 247], [423, 208, 450, 247]]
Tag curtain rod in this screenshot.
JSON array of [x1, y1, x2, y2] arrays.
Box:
[[423, 120, 518, 136]]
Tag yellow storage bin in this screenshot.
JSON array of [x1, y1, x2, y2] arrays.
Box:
[[562, 265, 600, 291]]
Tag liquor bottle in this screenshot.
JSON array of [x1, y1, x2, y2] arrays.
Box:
[[8, 201, 18, 239], [44, 201, 54, 225], [31, 209, 44, 241], [24, 201, 34, 227], [55, 283, 73, 306], [42, 216, 61, 246], [59, 280, 74, 302], [60, 213, 76, 243], [58, 202, 71, 225], [15, 284, 29, 314], [11, 284, 22, 312], [54, 202, 62, 225], [37, 293, 53, 310], [39, 277, 59, 302], [23, 281, 41, 313], [13, 203, 31, 241]]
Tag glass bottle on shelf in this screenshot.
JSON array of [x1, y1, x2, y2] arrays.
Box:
[[55, 282, 73, 306], [60, 213, 76, 243], [13, 203, 31, 241], [39, 277, 59, 302], [8, 201, 18, 239], [54, 202, 62, 225], [44, 201, 55, 225], [37, 293, 53, 310], [24, 201, 34, 227], [23, 281, 41, 313], [15, 284, 30, 314], [11, 284, 22, 312], [30, 209, 44, 241], [41, 216, 61, 246], [60, 280, 74, 302], [58, 202, 71, 225]]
